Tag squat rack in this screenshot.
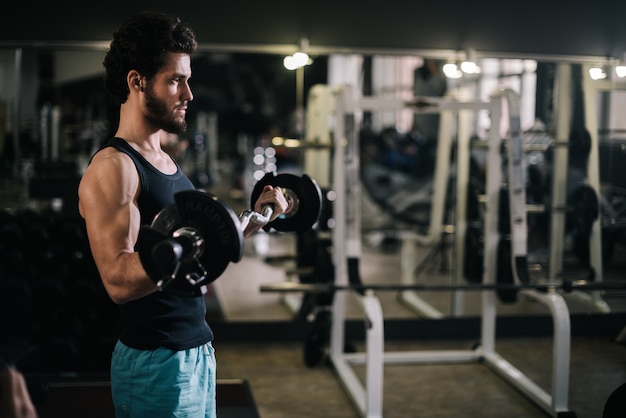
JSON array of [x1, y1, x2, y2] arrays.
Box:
[[579, 64, 626, 338], [327, 84, 575, 418]]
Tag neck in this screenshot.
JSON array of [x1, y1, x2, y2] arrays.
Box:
[[116, 103, 161, 149]]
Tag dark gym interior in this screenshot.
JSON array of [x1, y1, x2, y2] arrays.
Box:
[[1, 2, 626, 417]]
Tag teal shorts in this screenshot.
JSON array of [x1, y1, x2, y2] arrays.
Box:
[[110, 340, 216, 418]]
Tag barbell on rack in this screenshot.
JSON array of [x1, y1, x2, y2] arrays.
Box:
[[136, 172, 322, 296]]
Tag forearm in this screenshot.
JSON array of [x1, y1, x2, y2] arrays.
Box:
[[98, 251, 159, 305]]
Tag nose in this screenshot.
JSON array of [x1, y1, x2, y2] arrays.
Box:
[[183, 80, 193, 102]]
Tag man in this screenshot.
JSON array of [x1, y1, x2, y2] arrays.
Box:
[[78, 12, 287, 417]]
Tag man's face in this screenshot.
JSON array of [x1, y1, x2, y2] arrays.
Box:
[[144, 52, 193, 134]]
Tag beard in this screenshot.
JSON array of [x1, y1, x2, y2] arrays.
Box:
[[144, 83, 187, 134]]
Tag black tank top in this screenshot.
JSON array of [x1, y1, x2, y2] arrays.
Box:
[[100, 137, 213, 350]]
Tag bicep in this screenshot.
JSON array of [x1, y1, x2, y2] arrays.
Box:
[[79, 155, 140, 276]]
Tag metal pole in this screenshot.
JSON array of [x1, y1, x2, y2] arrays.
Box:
[[12, 48, 22, 178], [296, 66, 305, 135]]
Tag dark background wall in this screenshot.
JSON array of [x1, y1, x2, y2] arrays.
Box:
[[2, 0, 626, 59]]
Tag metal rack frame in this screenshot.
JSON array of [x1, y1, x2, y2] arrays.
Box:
[[329, 85, 575, 417]]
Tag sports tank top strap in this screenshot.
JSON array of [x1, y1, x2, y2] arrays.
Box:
[[103, 137, 149, 194]]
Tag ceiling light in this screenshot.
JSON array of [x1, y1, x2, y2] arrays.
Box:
[[283, 37, 313, 71], [283, 56, 298, 70], [460, 48, 481, 74], [589, 66, 607, 80], [461, 60, 480, 74], [443, 63, 462, 79], [292, 52, 310, 67]]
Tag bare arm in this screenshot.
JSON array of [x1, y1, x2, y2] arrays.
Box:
[[78, 149, 158, 304], [0, 363, 37, 418]]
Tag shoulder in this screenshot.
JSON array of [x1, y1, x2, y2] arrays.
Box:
[[79, 147, 140, 197], [88, 147, 136, 174]]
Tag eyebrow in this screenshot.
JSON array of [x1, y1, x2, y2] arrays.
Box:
[[168, 72, 191, 80]]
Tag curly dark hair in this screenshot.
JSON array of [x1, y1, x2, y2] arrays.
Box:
[[103, 12, 197, 104]]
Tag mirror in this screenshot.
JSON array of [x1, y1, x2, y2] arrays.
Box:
[[1, 45, 625, 332]]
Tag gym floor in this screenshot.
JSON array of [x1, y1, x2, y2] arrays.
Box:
[[215, 337, 625, 418], [209, 231, 626, 418]]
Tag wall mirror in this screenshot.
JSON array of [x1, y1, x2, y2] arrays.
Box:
[[1, 45, 625, 336]]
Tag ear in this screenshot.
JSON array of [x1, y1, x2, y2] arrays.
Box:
[[128, 70, 145, 93]]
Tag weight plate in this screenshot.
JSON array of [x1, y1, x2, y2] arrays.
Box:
[[496, 237, 518, 304], [151, 203, 183, 234], [174, 190, 244, 281], [251, 172, 323, 233]]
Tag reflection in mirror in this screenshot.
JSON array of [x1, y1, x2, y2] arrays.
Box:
[[212, 54, 626, 323], [0, 47, 625, 333]]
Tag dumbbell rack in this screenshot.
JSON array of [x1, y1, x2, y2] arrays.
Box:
[[328, 85, 575, 417]]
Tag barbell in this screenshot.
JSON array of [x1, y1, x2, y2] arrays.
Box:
[[259, 278, 626, 294], [136, 172, 322, 296]]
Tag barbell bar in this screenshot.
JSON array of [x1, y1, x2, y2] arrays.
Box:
[[260, 279, 626, 294], [137, 173, 323, 296]]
